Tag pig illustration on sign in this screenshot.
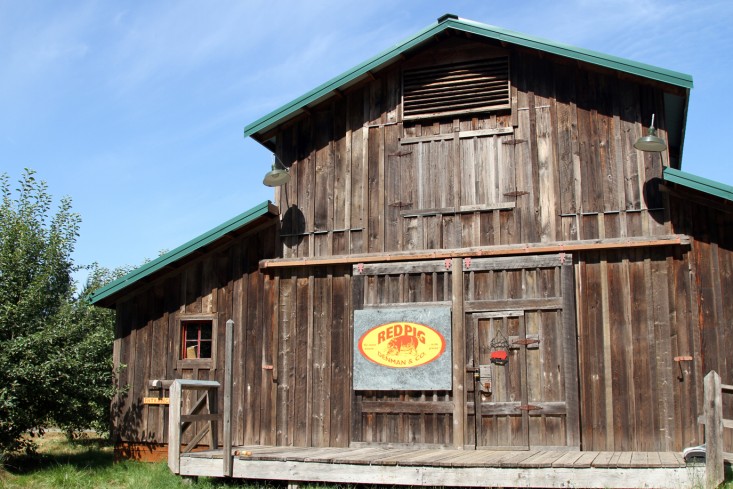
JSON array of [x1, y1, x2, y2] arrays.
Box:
[[387, 333, 426, 356]]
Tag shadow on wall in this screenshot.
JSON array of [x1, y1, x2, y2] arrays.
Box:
[[110, 367, 162, 460], [281, 205, 306, 250]]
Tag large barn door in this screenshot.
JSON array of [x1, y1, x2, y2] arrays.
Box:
[[464, 254, 580, 450], [351, 259, 454, 446]]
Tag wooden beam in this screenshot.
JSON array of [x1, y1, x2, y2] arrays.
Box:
[[400, 202, 515, 218], [168, 380, 182, 474], [261, 235, 690, 269], [451, 258, 465, 449]]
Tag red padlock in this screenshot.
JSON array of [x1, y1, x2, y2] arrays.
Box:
[[490, 350, 508, 365]]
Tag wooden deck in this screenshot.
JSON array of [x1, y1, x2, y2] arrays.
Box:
[[179, 445, 703, 488]]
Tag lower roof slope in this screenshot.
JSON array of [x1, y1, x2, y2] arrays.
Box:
[[90, 201, 278, 307], [663, 167, 733, 202]]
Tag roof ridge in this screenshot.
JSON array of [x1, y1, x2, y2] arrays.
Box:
[[243, 15, 693, 142]]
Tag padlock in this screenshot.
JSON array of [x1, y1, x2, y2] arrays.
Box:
[[490, 350, 508, 365]]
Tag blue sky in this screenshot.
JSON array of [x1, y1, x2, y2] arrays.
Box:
[[1, 1, 732, 281]]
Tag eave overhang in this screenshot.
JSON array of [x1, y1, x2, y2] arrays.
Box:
[[663, 167, 733, 202]]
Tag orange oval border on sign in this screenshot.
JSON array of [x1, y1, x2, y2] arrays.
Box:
[[358, 321, 446, 369]]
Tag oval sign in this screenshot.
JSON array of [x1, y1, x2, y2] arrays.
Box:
[[358, 322, 446, 368]]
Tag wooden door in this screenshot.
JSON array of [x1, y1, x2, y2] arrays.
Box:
[[470, 311, 529, 449], [463, 254, 580, 450]]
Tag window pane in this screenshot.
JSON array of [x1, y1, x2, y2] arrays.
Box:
[[181, 320, 213, 360], [185, 342, 198, 359], [199, 340, 212, 359], [199, 324, 212, 340]]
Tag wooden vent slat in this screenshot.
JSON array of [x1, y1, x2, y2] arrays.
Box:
[[404, 83, 508, 100], [403, 57, 510, 120], [406, 91, 510, 108]]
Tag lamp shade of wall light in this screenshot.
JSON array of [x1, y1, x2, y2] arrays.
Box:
[[262, 156, 291, 187], [634, 114, 667, 152]]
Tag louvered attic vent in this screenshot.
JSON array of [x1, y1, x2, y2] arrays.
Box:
[[403, 57, 510, 120]]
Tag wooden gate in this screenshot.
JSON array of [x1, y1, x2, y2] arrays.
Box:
[[351, 253, 579, 449]]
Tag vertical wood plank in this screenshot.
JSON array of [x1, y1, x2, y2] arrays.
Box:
[[223, 319, 233, 477], [598, 250, 614, 450], [704, 371, 723, 489], [651, 252, 674, 451], [561, 258, 580, 448], [451, 258, 464, 448]]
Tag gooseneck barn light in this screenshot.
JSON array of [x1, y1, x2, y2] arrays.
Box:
[[262, 155, 291, 187], [634, 114, 667, 152]]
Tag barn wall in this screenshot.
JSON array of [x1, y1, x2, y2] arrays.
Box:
[[669, 191, 733, 451], [112, 225, 268, 445], [273, 37, 675, 260], [111, 35, 733, 455], [111, 223, 353, 449], [573, 247, 698, 451]]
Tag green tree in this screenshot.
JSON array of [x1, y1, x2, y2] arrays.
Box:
[[0, 170, 120, 454]]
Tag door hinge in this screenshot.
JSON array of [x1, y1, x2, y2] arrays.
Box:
[[512, 338, 540, 346]]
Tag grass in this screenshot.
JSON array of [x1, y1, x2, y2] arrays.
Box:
[[0, 433, 276, 489]]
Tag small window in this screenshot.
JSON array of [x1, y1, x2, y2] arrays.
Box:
[[403, 57, 510, 121], [176, 315, 217, 368], [181, 320, 213, 359]]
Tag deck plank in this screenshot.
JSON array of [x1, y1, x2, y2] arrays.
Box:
[[368, 448, 427, 465], [394, 449, 460, 466], [645, 451, 662, 468], [517, 450, 564, 468], [498, 450, 543, 467], [631, 451, 648, 467], [658, 451, 683, 468], [302, 448, 357, 462], [330, 447, 389, 464], [550, 451, 584, 467], [617, 452, 633, 468], [255, 447, 311, 460], [448, 450, 517, 467], [590, 451, 614, 467], [573, 451, 600, 468]]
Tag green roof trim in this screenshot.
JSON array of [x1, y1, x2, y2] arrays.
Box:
[[243, 14, 693, 140], [90, 201, 277, 306], [663, 167, 733, 202]]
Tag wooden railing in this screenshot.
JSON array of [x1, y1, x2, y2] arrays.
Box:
[[702, 370, 733, 488], [167, 379, 220, 473], [168, 319, 234, 477]]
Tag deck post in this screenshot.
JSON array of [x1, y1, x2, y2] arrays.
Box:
[[704, 370, 723, 489], [223, 319, 234, 477], [168, 379, 182, 474]]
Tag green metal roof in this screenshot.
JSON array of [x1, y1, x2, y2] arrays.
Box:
[[663, 167, 733, 202], [244, 14, 694, 141], [90, 201, 278, 307]]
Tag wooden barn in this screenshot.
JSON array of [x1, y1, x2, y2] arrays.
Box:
[[91, 14, 733, 488]]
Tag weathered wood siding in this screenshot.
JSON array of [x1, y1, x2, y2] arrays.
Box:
[[112, 223, 354, 449], [273, 37, 675, 258], [111, 33, 733, 455]]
